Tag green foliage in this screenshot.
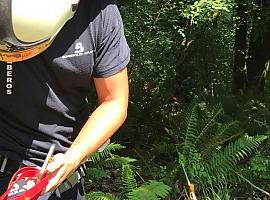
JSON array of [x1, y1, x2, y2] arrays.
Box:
[[86, 143, 171, 200], [90, 143, 126, 163], [86, 143, 136, 181], [111, 0, 270, 198], [127, 181, 171, 200], [86, 192, 121, 200], [121, 165, 171, 200], [86, 168, 108, 180], [244, 134, 270, 191], [100, 157, 137, 169], [86, 142, 136, 195], [208, 135, 267, 177], [121, 164, 137, 193], [173, 103, 241, 159], [250, 152, 270, 181], [168, 103, 267, 198], [182, 0, 232, 24]]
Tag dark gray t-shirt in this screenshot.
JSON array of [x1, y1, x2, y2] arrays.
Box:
[[0, 0, 130, 166]]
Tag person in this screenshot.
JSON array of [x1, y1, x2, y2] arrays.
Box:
[[173, 76, 196, 103], [0, 0, 130, 199]]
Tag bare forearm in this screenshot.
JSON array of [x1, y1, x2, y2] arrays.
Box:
[[65, 100, 127, 166], [45, 68, 129, 192]]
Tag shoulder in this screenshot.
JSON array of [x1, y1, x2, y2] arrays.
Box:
[[76, 0, 121, 29], [79, 0, 118, 15]]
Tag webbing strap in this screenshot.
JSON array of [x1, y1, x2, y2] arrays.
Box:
[[55, 164, 86, 195]]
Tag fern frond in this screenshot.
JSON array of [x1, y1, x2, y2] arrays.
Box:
[[180, 104, 198, 151], [89, 143, 125, 163], [97, 157, 137, 169], [207, 135, 267, 178], [102, 143, 126, 153], [86, 192, 121, 200], [142, 180, 171, 198], [86, 168, 108, 180], [121, 164, 138, 193], [200, 121, 241, 158], [195, 105, 224, 145], [216, 121, 241, 143], [128, 192, 157, 200], [151, 142, 176, 156], [127, 180, 171, 200]]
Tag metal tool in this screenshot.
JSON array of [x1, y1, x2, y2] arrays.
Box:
[[182, 163, 197, 200], [38, 143, 56, 179]]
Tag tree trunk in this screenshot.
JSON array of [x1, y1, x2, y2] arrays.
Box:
[[232, 1, 248, 92], [246, 0, 270, 92]]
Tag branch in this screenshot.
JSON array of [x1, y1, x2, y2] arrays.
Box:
[[237, 173, 270, 197]]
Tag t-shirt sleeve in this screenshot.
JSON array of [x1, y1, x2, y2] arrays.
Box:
[[93, 3, 130, 78]]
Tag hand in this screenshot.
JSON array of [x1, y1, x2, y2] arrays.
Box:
[[43, 153, 80, 193]]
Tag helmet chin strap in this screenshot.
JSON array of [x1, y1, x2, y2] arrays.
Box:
[[0, 39, 53, 62]]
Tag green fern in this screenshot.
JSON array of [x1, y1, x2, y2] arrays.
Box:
[[86, 142, 171, 200], [127, 180, 171, 200], [121, 164, 172, 199], [86, 167, 108, 180], [99, 157, 137, 169], [208, 135, 267, 177], [192, 135, 267, 198], [121, 164, 138, 193], [194, 104, 224, 145], [200, 121, 241, 159], [152, 141, 177, 155], [90, 143, 125, 163], [86, 143, 135, 198], [180, 104, 199, 152], [172, 103, 268, 199], [86, 192, 121, 200]]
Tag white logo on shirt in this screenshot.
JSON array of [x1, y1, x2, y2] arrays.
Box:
[[74, 42, 84, 54], [62, 42, 94, 59]]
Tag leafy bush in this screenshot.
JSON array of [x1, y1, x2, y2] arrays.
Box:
[[86, 143, 171, 200], [148, 102, 267, 199]]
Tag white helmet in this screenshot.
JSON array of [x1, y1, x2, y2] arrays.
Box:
[[0, 0, 80, 62]]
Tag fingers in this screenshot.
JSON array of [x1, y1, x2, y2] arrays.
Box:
[[46, 153, 64, 173], [45, 165, 66, 193], [42, 152, 79, 193], [44, 153, 66, 193]]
